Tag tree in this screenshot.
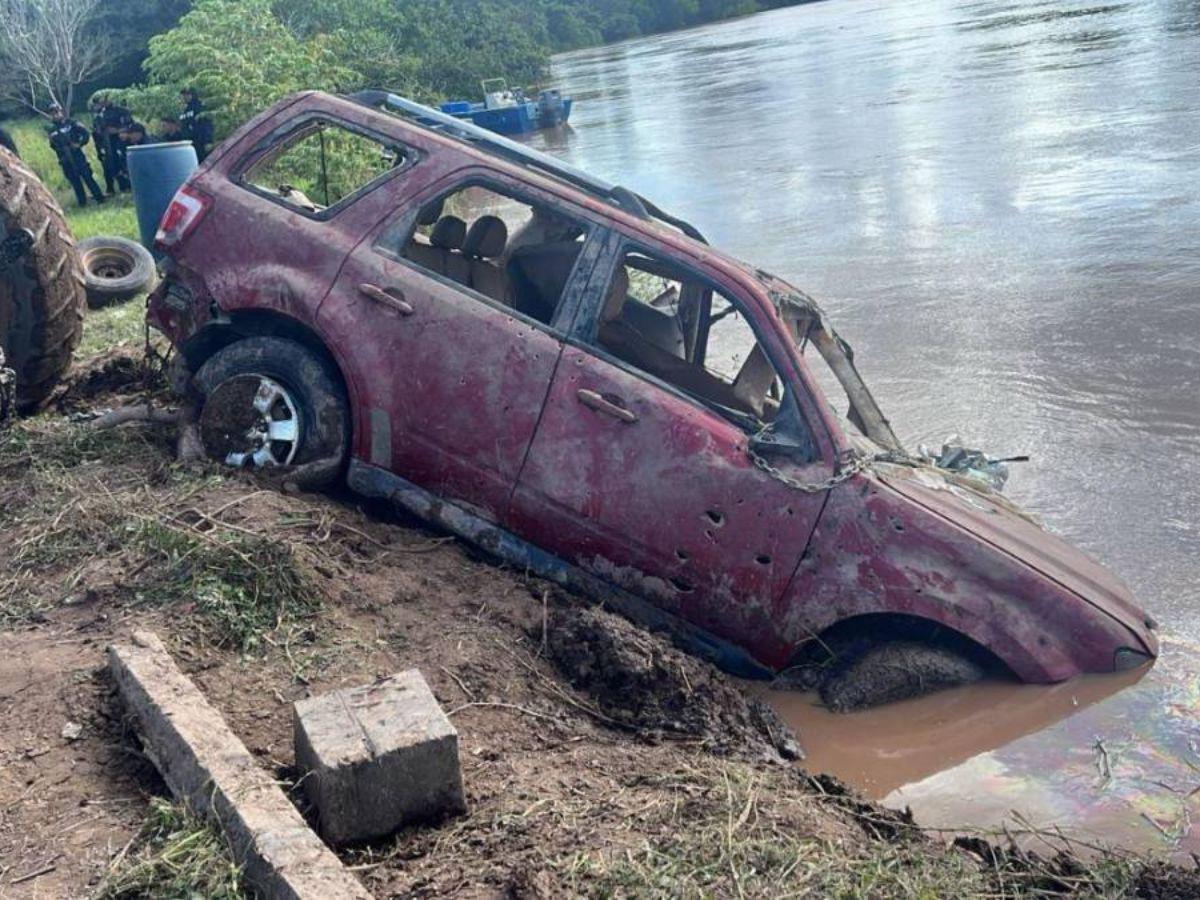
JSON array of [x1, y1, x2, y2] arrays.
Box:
[[81, 0, 190, 102], [125, 0, 354, 139], [276, 0, 552, 101], [0, 0, 108, 114]]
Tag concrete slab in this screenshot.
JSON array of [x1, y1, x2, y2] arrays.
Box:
[[295, 670, 466, 844], [108, 631, 371, 900]]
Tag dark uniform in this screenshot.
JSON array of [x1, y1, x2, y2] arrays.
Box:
[[120, 121, 150, 146], [156, 117, 183, 144], [89, 100, 111, 192], [96, 100, 132, 193], [47, 113, 105, 206], [179, 91, 213, 162]]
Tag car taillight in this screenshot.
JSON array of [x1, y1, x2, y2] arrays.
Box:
[[155, 185, 211, 250]]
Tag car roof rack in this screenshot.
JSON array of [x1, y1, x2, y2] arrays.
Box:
[[345, 90, 707, 244]]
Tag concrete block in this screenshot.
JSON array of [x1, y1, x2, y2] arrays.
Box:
[[294, 669, 466, 844], [108, 631, 371, 900]]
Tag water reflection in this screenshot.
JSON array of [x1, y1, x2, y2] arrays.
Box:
[[883, 638, 1200, 860], [761, 664, 1148, 799]]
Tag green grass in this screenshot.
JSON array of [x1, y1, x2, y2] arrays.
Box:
[[132, 517, 321, 652], [79, 300, 152, 356], [8, 119, 149, 360], [7, 119, 140, 240], [96, 798, 246, 899]]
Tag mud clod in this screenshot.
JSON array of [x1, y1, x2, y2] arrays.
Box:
[[545, 605, 800, 759], [53, 346, 161, 410]]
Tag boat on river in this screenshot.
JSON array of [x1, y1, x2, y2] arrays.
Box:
[[439, 79, 572, 135]]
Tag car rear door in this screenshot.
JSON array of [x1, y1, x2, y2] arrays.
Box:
[[508, 240, 834, 666], [317, 174, 603, 522]]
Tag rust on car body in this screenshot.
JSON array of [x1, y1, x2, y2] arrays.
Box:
[[147, 90, 1158, 692]]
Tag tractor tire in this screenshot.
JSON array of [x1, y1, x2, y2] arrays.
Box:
[[0, 146, 85, 411]]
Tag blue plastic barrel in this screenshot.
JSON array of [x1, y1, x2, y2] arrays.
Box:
[[126, 141, 198, 250]]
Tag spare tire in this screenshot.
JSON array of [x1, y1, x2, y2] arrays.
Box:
[[0, 147, 86, 411], [78, 235, 156, 308]]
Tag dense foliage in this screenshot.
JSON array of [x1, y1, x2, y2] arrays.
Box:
[[64, 0, 814, 134], [115, 0, 351, 133]]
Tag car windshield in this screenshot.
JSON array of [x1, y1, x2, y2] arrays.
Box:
[[760, 274, 903, 454]]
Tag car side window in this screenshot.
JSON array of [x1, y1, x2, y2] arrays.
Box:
[[591, 249, 787, 432], [241, 118, 412, 215], [378, 182, 590, 326]]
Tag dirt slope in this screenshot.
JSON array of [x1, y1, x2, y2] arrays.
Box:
[[1, 366, 1196, 898]]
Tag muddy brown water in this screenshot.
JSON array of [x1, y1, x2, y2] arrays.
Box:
[[529, 0, 1200, 857]]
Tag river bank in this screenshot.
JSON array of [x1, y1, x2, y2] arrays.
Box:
[[1, 338, 1197, 897]]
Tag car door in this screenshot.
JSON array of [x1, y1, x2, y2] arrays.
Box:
[[316, 174, 603, 522], [508, 240, 835, 665]]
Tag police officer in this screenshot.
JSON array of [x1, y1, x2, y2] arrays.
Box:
[[178, 88, 212, 161], [88, 95, 111, 193], [46, 105, 105, 207], [95, 95, 132, 193], [120, 121, 151, 149], [156, 116, 183, 143]]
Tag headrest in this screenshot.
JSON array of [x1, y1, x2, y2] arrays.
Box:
[[430, 216, 466, 250], [417, 197, 445, 226], [463, 215, 508, 259], [601, 266, 630, 323]]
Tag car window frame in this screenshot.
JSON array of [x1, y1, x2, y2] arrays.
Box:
[[570, 236, 816, 452], [232, 111, 420, 222], [371, 171, 607, 338]]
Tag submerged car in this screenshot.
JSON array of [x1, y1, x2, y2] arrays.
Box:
[[147, 90, 1158, 709]]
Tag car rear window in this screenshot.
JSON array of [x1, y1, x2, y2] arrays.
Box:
[[240, 118, 413, 215]]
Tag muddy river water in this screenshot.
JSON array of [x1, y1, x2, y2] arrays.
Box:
[[529, 0, 1200, 858]]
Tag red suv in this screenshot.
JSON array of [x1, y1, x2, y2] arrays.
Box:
[[148, 90, 1157, 709]]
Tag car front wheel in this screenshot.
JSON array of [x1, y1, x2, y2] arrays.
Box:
[[193, 336, 349, 489], [819, 640, 984, 713]]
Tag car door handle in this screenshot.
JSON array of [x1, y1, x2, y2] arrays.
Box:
[[358, 282, 414, 316], [577, 389, 637, 424]]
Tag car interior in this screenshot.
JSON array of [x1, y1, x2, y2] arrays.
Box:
[[595, 252, 784, 428], [398, 186, 784, 429], [399, 186, 587, 325]]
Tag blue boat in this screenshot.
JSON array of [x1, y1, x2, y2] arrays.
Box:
[[440, 79, 572, 135]]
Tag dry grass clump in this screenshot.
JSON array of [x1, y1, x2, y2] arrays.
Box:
[[95, 798, 246, 899], [556, 763, 987, 898], [548, 763, 1164, 899], [0, 414, 320, 649]]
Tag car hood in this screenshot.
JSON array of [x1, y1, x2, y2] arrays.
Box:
[[875, 462, 1157, 653]]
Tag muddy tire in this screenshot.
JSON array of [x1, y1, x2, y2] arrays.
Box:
[[78, 235, 156, 308], [819, 641, 984, 713], [0, 146, 86, 411], [193, 337, 349, 489]]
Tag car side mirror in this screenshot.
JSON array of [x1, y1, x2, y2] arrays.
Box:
[[748, 427, 805, 460]]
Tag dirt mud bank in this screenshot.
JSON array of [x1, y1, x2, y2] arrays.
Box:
[[1, 369, 1197, 897]]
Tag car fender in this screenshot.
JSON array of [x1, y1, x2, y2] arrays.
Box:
[[775, 472, 1147, 681]]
